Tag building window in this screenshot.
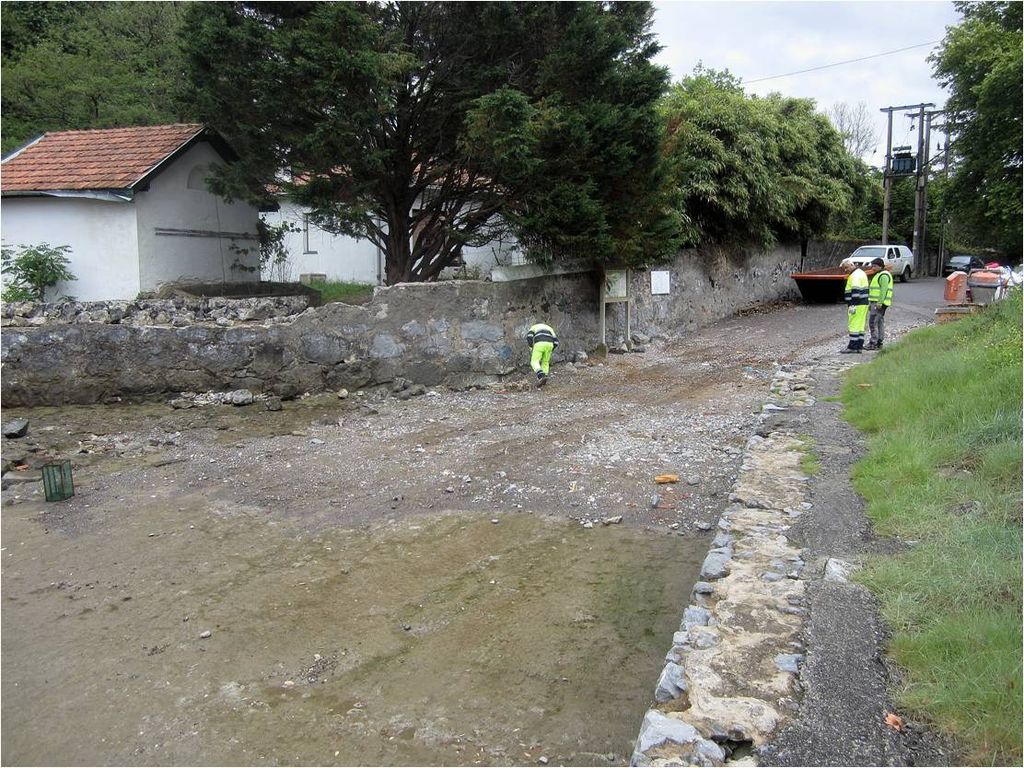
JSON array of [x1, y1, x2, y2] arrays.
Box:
[[303, 214, 317, 254]]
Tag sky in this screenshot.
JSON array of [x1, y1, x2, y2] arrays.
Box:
[[650, 1, 963, 168]]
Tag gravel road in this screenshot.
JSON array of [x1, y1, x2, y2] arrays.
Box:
[[0, 279, 944, 765]]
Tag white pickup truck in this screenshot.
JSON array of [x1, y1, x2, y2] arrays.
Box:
[[840, 244, 916, 282]]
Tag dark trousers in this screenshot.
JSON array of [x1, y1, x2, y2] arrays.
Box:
[[868, 304, 887, 346]]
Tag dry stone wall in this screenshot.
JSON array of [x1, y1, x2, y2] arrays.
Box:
[[1, 242, 844, 406], [0, 274, 600, 406]]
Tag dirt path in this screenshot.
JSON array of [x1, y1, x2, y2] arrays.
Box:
[[1, 282, 942, 765]]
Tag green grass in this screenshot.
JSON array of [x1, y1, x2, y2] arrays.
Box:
[[309, 280, 375, 305], [796, 435, 822, 475], [841, 290, 1022, 765]]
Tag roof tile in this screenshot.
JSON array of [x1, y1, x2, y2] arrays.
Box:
[[1, 124, 205, 192]]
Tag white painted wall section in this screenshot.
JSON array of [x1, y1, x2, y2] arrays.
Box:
[[135, 142, 261, 291], [1, 196, 140, 300], [263, 203, 529, 285], [262, 200, 383, 285]]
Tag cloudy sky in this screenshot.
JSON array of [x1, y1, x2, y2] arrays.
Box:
[[650, 1, 962, 168]]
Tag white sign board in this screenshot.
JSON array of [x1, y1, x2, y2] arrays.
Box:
[[651, 270, 670, 295]]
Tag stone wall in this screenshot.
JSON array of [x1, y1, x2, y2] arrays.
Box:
[[612, 245, 802, 341], [0, 273, 600, 405], [0, 242, 845, 406]]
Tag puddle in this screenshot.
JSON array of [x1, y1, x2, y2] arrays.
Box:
[[1, 500, 707, 765]]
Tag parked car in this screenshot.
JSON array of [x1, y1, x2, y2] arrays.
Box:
[[840, 244, 916, 282], [942, 254, 986, 276]]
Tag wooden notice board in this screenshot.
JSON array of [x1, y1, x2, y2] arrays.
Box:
[[599, 268, 631, 347]]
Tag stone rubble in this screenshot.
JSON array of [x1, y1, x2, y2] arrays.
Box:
[[0, 296, 312, 328]]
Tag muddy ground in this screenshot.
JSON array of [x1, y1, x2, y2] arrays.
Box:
[[1, 282, 941, 766]]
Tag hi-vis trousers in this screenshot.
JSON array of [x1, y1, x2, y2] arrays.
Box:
[[847, 304, 868, 349], [530, 341, 554, 378]]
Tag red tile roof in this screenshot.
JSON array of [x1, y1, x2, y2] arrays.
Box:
[[1, 124, 206, 193]]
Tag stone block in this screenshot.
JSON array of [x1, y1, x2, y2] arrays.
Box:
[[700, 547, 732, 580], [654, 662, 687, 702], [632, 710, 726, 767]]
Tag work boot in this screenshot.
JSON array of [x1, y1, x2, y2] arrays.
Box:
[[536, 374, 549, 388], [864, 342, 879, 350], [839, 347, 861, 354]]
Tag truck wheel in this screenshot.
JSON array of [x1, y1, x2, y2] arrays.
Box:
[[901, 267, 912, 283]]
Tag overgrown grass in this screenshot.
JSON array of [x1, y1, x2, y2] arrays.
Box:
[[309, 280, 374, 305], [841, 290, 1022, 764]]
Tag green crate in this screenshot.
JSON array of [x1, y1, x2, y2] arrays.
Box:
[[42, 460, 74, 502]]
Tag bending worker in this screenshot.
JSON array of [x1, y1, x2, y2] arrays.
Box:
[[841, 260, 869, 354], [865, 257, 893, 350], [526, 321, 558, 387]]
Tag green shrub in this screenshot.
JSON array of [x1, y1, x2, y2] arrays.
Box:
[[1, 242, 76, 302]]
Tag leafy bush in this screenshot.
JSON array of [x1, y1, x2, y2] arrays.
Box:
[[1, 243, 76, 302]]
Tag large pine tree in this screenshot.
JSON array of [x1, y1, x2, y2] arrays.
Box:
[[181, 1, 678, 284]]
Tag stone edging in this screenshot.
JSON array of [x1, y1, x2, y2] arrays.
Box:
[[631, 365, 822, 767]]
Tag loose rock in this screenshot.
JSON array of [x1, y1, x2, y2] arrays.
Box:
[[2, 419, 29, 439]]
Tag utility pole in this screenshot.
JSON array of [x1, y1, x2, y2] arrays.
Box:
[[937, 125, 951, 269], [911, 104, 929, 260], [880, 103, 934, 246], [881, 108, 894, 244], [921, 110, 945, 275], [907, 109, 947, 275]]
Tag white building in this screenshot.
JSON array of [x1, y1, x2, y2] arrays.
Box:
[[262, 199, 528, 286], [1, 124, 261, 301]]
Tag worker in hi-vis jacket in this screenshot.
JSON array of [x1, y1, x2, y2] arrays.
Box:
[[865, 257, 893, 350], [526, 322, 558, 387], [841, 262, 869, 354]]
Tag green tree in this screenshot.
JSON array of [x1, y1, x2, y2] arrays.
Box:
[[931, 1, 1023, 260], [1, 2, 190, 154], [829, 165, 884, 243], [768, 94, 861, 244], [659, 68, 859, 250], [0, 2, 83, 59], [181, 1, 677, 284]]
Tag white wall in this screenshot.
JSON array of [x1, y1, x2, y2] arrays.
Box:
[[451, 226, 522, 278], [0, 196, 140, 301], [262, 200, 383, 285], [135, 142, 261, 291], [263, 202, 529, 284]]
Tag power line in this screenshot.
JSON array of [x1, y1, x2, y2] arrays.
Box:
[[742, 40, 942, 84]]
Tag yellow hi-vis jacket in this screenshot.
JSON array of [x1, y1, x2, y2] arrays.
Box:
[[526, 323, 558, 348], [869, 270, 893, 306], [844, 268, 869, 305]]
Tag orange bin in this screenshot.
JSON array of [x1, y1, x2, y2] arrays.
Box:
[[944, 272, 968, 303]]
